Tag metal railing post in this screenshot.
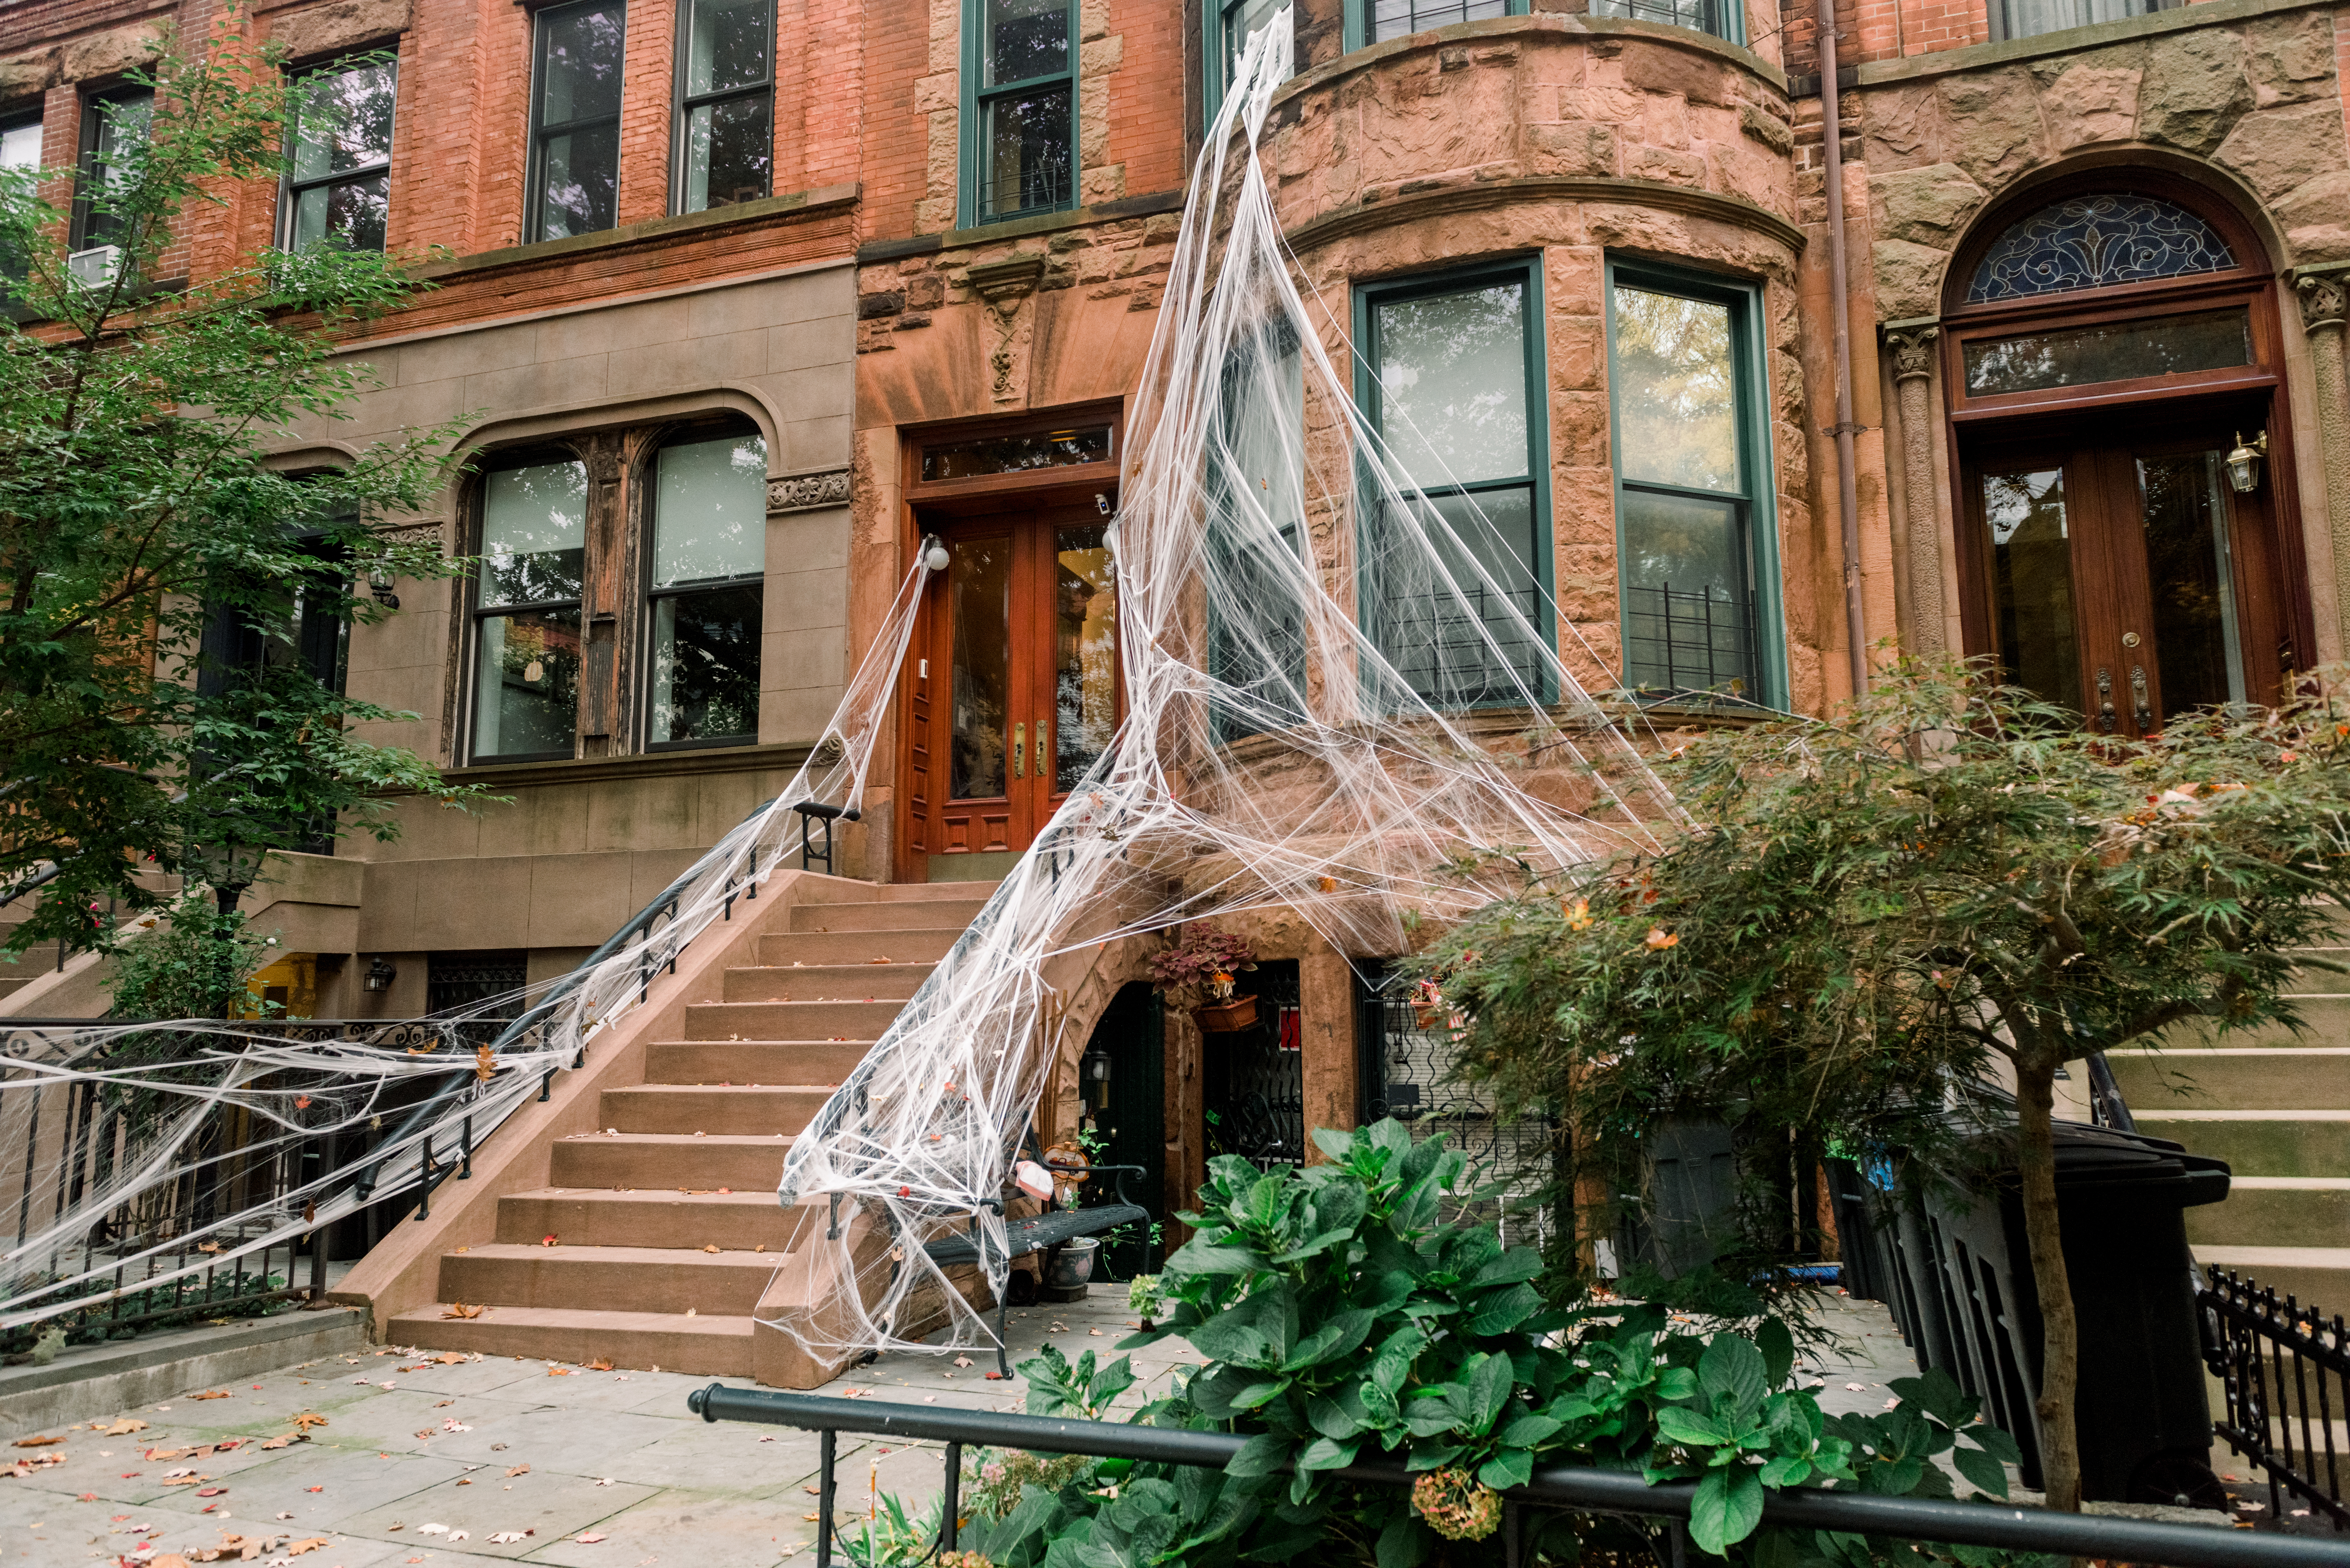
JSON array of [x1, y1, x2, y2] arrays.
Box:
[[817, 1427, 836, 1568], [941, 1440, 962, 1551]]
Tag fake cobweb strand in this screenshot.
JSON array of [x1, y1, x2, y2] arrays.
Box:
[[764, 11, 1676, 1369], [0, 558, 935, 1331]]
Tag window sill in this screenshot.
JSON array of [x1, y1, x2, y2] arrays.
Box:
[[1275, 11, 1789, 105], [416, 184, 860, 282], [858, 189, 1187, 264], [438, 738, 814, 790], [1847, 0, 2332, 88]]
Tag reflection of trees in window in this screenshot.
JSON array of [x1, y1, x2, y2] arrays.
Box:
[[677, 0, 773, 212], [1610, 280, 1763, 704], [648, 433, 765, 746], [472, 459, 588, 761], [284, 60, 395, 251], [971, 0, 1073, 221], [530, 1, 626, 241], [74, 90, 153, 252]]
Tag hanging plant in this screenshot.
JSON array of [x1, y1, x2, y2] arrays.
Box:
[[1147, 926, 1258, 1029]]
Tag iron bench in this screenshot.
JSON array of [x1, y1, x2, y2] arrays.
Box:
[[921, 1163, 1151, 1376]]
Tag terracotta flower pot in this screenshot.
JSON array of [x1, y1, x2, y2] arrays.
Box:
[[1196, 994, 1259, 1033]]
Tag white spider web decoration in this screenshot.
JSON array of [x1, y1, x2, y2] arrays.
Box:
[[762, 11, 1678, 1368]]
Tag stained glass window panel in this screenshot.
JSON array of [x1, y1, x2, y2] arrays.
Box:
[[1967, 193, 2233, 304]]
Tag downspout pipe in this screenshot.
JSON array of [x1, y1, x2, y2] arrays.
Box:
[[1816, 0, 1870, 699]]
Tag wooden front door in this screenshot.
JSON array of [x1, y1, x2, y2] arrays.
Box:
[[903, 507, 1121, 877], [1961, 403, 2287, 738]]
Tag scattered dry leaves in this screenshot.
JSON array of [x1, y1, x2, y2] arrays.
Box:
[[10, 1436, 64, 1448], [441, 1301, 486, 1319]]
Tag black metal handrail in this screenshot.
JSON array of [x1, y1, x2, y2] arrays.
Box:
[[352, 788, 861, 1214], [686, 1385, 2348, 1568]]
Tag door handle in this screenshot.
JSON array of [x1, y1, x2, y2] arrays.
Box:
[[2131, 664, 2152, 733], [2095, 667, 2117, 732], [1036, 715, 1050, 783], [1012, 722, 1025, 779]]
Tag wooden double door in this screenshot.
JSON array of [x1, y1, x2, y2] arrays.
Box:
[[1961, 402, 2289, 737], [903, 506, 1121, 876]]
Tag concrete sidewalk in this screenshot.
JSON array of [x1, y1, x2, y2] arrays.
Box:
[[0, 1285, 1185, 1568]]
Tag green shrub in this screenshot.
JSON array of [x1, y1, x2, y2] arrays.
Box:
[[903, 1121, 2032, 1568]]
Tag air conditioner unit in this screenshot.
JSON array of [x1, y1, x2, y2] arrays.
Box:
[[67, 244, 121, 287]]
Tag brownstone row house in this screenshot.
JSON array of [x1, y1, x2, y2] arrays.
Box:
[[1, 0, 2342, 1371]]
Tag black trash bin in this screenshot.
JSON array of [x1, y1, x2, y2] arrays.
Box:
[[1918, 1118, 2231, 1505]]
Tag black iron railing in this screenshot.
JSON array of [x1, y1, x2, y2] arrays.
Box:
[[686, 1384, 2348, 1568], [1621, 583, 1760, 705], [1378, 581, 1546, 708], [2202, 1268, 2350, 1531], [0, 1017, 495, 1353]]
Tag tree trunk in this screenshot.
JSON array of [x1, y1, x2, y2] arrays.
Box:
[[2014, 1059, 2081, 1511]]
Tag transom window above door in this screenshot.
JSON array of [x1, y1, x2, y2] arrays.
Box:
[[1966, 192, 2234, 305]]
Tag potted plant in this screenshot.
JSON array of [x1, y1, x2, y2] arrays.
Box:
[[1148, 926, 1259, 1032]]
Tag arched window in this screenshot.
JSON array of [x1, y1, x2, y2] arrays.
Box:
[[1965, 192, 2234, 305], [1939, 178, 2308, 740], [646, 428, 766, 747]]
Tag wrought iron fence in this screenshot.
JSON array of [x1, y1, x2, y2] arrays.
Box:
[[1356, 966, 1559, 1251], [0, 1018, 494, 1354], [1378, 579, 1547, 708], [1621, 583, 1760, 705], [2202, 1267, 2349, 1530]]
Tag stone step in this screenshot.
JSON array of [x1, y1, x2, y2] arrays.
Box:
[[2106, 1048, 2350, 1110], [722, 961, 936, 1003], [795, 879, 998, 904], [2194, 1246, 2350, 1319], [683, 999, 903, 1041], [599, 1083, 832, 1136], [439, 1243, 780, 1315], [644, 1039, 873, 1085], [789, 900, 990, 934], [2162, 991, 2350, 1049], [757, 929, 964, 966], [496, 1187, 815, 1250], [2186, 1178, 2350, 1250], [386, 1305, 753, 1376], [548, 1130, 796, 1190], [2133, 1111, 2350, 1178]]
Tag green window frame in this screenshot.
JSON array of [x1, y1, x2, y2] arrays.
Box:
[[1352, 257, 1555, 712], [959, 0, 1077, 227], [1342, 0, 1528, 53], [1205, 317, 1309, 741], [1202, 0, 1297, 127], [1603, 258, 1785, 707], [1583, 0, 1743, 44]]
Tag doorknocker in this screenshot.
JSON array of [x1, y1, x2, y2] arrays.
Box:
[[2130, 665, 2152, 733], [2095, 667, 2117, 732]]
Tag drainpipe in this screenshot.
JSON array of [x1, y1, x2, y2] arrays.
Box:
[[1816, 0, 1870, 699]]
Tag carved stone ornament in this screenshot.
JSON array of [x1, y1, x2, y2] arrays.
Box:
[[1884, 322, 1939, 382], [2297, 271, 2350, 334], [768, 469, 851, 512]]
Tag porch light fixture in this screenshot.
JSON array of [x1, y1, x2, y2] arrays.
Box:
[[363, 956, 398, 993], [1080, 1038, 1112, 1112], [921, 535, 950, 574], [2225, 430, 2267, 494], [367, 564, 400, 609]]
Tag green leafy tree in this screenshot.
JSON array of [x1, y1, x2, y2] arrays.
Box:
[[0, 17, 475, 957], [1420, 661, 2350, 1511]]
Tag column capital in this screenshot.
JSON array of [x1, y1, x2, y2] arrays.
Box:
[[2293, 267, 2350, 333], [1882, 319, 1939, 382]]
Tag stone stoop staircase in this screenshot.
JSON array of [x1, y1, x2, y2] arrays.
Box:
[[383, 880, 997, 1376], [2109, 932, 2350, 1316]]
